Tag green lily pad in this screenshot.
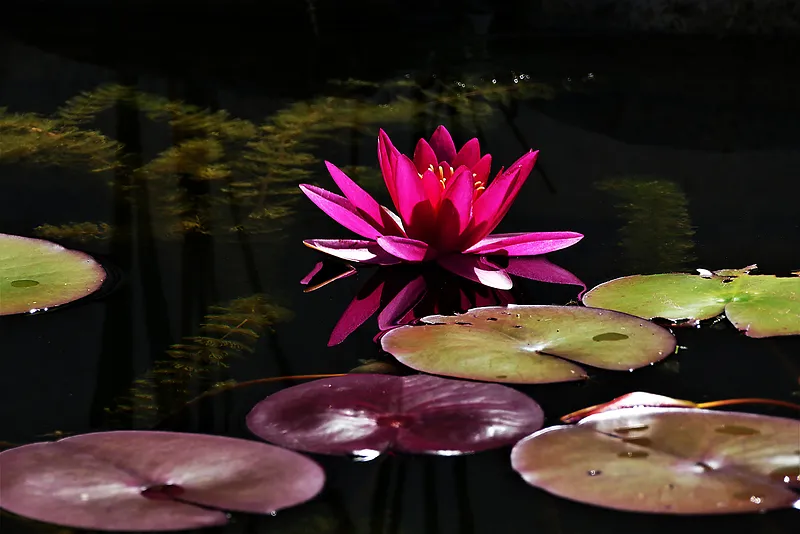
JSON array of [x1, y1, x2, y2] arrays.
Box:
[[0, 233, 106, 315], [380, 305, 676, 384], [511, 407, 800, 514], [582, 265, 800, 338]]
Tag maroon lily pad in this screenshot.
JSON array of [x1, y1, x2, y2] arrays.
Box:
[[246, 374, 544, 456], [0, 431, 325, 531], [511, 407, 800, 514]]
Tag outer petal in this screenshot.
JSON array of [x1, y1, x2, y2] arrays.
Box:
[[413, 139, 438, 175], [392, 155, 436, 240], [303, 239, 402, 265], [378, 129, 401, 206], [437, 254, 513, 290], [377, 236, 433, 262], [324, 161, 402, 236], [429, 125, 457, 163], [464, 231, 584, 256], [436, 167, 475, 251], [452, 138, 480, 169], [504, 257, 586, 290], [300, 184, 384, 240], [465, 150, 539, 245]]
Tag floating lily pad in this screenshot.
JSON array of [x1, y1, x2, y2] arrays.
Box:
[[582, 265, 800, 338], [246, 374, 543, 456], [380, 305, 676, 384], [511, 407, 800, 514], [0, 431, 324, 531], [0, 233, 106, 315]]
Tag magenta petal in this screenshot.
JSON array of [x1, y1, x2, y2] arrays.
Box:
[[436, 167, 474, 250], [464, 231, 584, 256], [300, 262, 325, 285], [325, 161, 400, 234], [304, 239, 402, 265], [466, 151, 539, 244], [328, 279, 385, 346], [0, 431, 324, 532], [377, 236, 432, 262], [437, 254, 513, 290], [452, 138, 481, 169], [413, 139, 438, 174], [300, 184, 383, 240], [392, 155, 435, 238], [429, 125, 457, 163], [378, 129, 401, 206], [505, 257, 587, 290], [421, 168, 444, 210], [472, 154, 492, 184], [377, 275, 428, 330], [246, 374, 544, 455]]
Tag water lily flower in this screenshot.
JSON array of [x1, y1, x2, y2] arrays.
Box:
[[300, 126, 583, 289]]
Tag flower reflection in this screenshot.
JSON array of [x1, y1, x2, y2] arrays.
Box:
[[302, 257, 585, 346]]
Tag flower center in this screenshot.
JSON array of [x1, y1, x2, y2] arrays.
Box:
[[419, 164, 485, 192]]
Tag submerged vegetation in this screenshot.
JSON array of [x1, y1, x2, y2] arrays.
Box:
[[0, 74, 554, 241], [108, 294, 292, 427]]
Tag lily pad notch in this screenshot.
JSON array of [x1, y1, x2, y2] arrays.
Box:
[[582, 265, 800, 338], [381, 305, 677, 384]]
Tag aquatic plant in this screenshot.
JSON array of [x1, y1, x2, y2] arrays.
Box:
[[302, 126, 583, 289]]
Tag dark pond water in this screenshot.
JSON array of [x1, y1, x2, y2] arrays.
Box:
[[1, 17, 799, 534]]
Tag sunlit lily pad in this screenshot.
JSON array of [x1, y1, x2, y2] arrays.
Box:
[[380, 305, 676, 384], [511, 407, 800, 514], [0, 233, 106, 315], [582, 265, 800, 337], [0, 431, 324, 531], [246, 374, 543, 456]]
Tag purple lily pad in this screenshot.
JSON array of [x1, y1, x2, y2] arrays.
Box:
[[0, 431, 325, 531], [511, 407, 800, 514], [246, 374, 543, 456]]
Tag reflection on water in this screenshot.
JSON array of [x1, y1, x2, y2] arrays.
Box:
[[108, 294, 292, 428], [597, 178, 695, 273]]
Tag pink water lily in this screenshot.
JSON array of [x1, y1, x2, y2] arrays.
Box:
[[300, 126, 583, 289]]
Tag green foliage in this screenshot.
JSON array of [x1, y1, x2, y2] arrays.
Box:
[[34, 222, 114, 243], [108, 294, 292, 427], [0, 108, 120, 171]]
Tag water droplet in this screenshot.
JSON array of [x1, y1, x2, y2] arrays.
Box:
[[769, 465, 800, 487], [732, 491, 765, 504], [11, 279, 39, 288], [715, 425, 760, 436], [587, 469, 602, 476], [618, 450, 649, 459]]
